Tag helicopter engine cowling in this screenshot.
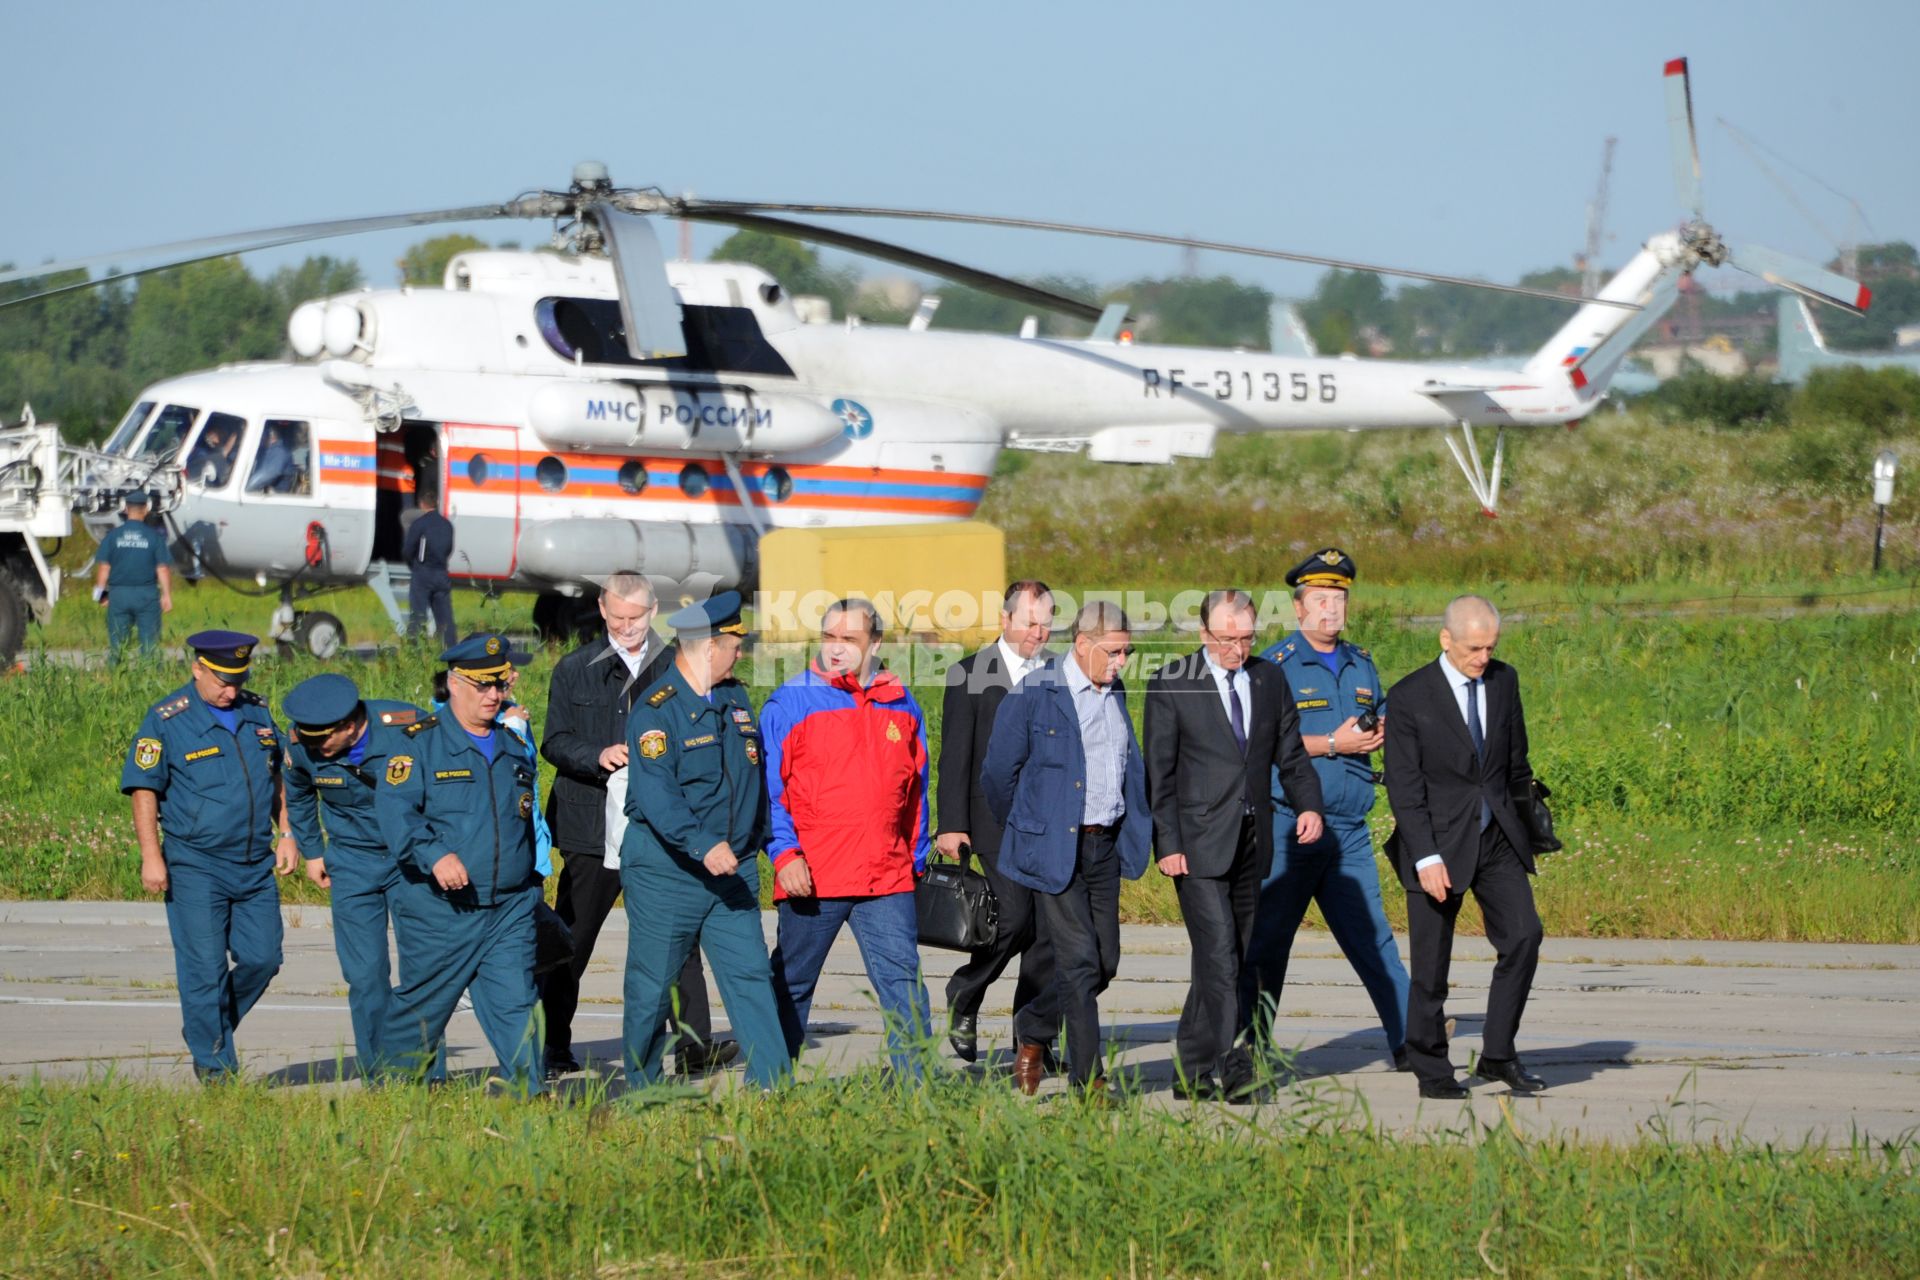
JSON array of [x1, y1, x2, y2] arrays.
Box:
[[516, 518, 757, 592], [527, 382, 845, 454]]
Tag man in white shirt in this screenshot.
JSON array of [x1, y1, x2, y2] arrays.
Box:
[[935, 580, 1057, 1064]]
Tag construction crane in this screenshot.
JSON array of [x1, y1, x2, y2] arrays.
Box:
[[1576, 137, 1618, 297]]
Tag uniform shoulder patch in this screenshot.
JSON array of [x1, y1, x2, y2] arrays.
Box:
[[379, 709, 419, 726], [385, 755, 414, 785], [646, 684, 677, 707], [637, 729, 668, 759], [154, 694, 190, 720], [134, 737, 162, 770], [403, 715, 438, 736]]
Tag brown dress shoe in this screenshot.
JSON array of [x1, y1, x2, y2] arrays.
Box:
[[1012, 1043, 1047, 1096]]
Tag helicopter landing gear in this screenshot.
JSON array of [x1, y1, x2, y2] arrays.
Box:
[[1444, 420, 1506, 517], [268, 587, 348, 660], [288, 610, 346, 659], [532, 590, 602, 647]]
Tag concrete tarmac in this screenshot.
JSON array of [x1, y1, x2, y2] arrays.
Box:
[[2, 901, 1914, 1146]]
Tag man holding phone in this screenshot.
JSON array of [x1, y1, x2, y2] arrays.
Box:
[[1242, 548, 1410, 1072]]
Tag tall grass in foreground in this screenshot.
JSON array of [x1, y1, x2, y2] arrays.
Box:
[[7, 1074, 1916, 1278], [8, 609, 1916, 942]]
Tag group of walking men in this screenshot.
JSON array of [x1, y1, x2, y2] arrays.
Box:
[[122, 549, 1547, 1103]]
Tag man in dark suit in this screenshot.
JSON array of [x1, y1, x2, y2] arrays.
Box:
[[936, 580, 1055, 1062], [1145, 588, 1325, 1100], [1383, 595, 1547, 1099], [981, 601, 1152, 1101], [538, 571, 734, 1079]]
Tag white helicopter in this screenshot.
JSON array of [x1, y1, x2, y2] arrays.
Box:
[[0, 57, 1867, 662]]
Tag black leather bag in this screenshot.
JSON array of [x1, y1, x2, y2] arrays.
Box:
[[914, 846, 1000, 952], [1512, 778, 1563, 854]]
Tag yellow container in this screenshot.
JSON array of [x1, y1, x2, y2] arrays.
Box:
[[754, 522, 1006, 645]]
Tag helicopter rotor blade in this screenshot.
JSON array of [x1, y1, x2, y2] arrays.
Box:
[[677, 198, 1639, 310], [1664, 57, 1706, 220], [591, 209, 688, 360], [678, 207, 1109, 323], [0, 203, 537, 290], [1727, 241, 1872, 316]]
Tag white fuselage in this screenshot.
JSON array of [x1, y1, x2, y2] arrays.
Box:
[[95, 241, 1681, 591]]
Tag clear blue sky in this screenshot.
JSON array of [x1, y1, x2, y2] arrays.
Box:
[[4, 0, 1915, 302]]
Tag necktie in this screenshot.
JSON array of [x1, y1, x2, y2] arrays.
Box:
[[1467, 678, 1490, 830], [1226, 669, 1247, 754]]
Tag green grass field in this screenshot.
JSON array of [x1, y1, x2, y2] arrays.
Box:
[[6, 410, 1918, 940], [6, 1074, 1916, 1279]]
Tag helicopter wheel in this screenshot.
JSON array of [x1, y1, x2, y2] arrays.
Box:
[[285, 610, 346, 660], [533, 591, 602, 646]]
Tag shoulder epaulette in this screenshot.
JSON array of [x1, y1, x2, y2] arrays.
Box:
[[236, 689, 266, 707], [154, 694, 191, 720], [646, 684, 677, 707], [379, 709, 419, 726], [1352, 645, 1370, 659], [404, 715, 439, 736]]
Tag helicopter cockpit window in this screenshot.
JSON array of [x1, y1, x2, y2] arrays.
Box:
[[533, 297, 794, 376], [244, 419, 313, 496], [134, 405, 200, 460], [184, 412, 246, 489], [105, 401, 155, 455]]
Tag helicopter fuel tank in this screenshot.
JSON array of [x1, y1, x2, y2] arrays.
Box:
[[516, 517, 756, 590], [526, 382, 844, 454]]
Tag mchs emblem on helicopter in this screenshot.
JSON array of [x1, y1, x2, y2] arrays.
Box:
[[0, 61, 1870, 664]]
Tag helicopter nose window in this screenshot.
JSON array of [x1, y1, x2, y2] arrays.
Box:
[[245, 419, 313, 496], [678, 465, 709, 498], [467, 455, 491, 487], [134, 405, 201, 460], [617, 460, 649, 494], [535, 456, 568, 492], [105, 401, 155, 454], [184, 412, 246, 489], [765, 467, 794, 503]]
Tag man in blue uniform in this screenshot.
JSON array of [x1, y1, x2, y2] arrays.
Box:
[[1243, 548, 1412, 1071], [401, 492, 456, 648], [121, 631, 299, 1080], [620, 592, 790, 1092], [376, 633, 546, 1096], [93, 491, 174, 663], [283, 672, 435, 1080]]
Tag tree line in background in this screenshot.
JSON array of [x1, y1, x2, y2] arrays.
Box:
[[5, 229, 1917, 444]]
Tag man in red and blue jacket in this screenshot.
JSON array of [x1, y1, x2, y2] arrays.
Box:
[[763, 597, 934, 1076]]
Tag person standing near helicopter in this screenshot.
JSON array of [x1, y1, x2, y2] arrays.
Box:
[[402, 489, 457, 648]]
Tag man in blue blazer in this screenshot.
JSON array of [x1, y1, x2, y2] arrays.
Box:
[[982, 601, 1152, 1100]]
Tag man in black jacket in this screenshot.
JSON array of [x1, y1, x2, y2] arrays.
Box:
[[1144, 589, 1324, 1101], [936, 580, 1055, 1063], [538, 572, 735, 1078], [1383, 595, 1546, 1099]]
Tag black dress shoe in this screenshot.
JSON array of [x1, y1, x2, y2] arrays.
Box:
[[1417, 1077, 1471, 1100], [948, 1012, 979, 1063], [544, 1050, 581, 1081], [1391, 1046, 1412, 1073], [1474, 1057, 1548, 1094], [674, 1039, 741, 1076], [1173, 1074, 1223, 1102]]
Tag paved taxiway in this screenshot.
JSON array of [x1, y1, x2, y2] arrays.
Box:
[[2, 902, 1914, 1144]]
